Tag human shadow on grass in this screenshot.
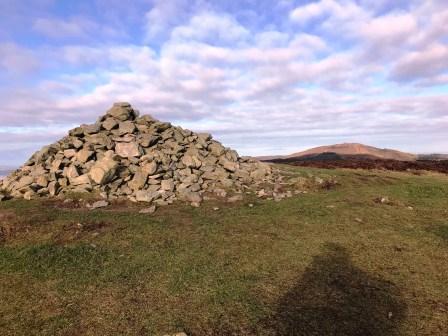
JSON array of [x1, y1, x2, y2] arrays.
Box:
[[266, 243, 407, 336]]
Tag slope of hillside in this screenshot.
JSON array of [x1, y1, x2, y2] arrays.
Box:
[[287, 143, 417, 161]]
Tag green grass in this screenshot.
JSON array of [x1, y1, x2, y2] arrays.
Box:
[[1, 166, 447, 335]]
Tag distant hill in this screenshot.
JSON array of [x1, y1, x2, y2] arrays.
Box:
[[287, 143, 417, 161], [259, 143, 417, 162]]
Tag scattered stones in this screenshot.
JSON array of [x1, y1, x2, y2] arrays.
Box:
[[179, 191, 202, 204], [228, 194, 244, 203], [139, 205, 156, 214], [375, 196, 393, 205], [135, 189, 160, 203], [89, 200, 109, 210], [257, 189, 268, 198]]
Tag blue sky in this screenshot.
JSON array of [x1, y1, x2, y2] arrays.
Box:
[[0, 0, 447, 166]]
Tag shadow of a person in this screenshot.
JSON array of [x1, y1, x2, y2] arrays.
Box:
[[267, 243, 406, 336]]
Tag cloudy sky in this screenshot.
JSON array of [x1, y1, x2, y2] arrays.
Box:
[[1, 0, 447, 166]]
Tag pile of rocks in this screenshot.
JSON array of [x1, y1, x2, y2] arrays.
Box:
[[0, 103, 280, 207]]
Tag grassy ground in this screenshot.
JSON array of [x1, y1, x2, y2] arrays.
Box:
[[0, 166, 447, 336]]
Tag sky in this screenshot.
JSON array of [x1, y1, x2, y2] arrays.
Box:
[[0, 0, 447, 166]]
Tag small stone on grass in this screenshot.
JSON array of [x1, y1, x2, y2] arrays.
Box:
[[139, 205, 156, 214]]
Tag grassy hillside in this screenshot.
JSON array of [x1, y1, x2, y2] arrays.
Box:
[[1, 166, 447, 335]]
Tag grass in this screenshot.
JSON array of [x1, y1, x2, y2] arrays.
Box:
[[0, 166, 447, 335]]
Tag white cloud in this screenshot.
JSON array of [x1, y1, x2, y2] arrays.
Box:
[[391, 43, 448, 81], [359, 13, 417, 44], [0, 43, 39, 74], [289, 0, 331, 25], [1, 0, 448, 166], [289, 0, 368, 28], [171, 12, 249, 44]]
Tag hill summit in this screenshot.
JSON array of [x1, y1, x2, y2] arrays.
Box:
[[0, 103, 277, 206], [286, 143, 416, 161]]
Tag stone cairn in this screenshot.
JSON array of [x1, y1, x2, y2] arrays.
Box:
[[0, 103, 281, 207]]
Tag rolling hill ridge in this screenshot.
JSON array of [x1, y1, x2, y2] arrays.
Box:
[[259, 143, 417, 162]]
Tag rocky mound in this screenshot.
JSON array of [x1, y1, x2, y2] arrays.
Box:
[[0, 103, 278, 206]]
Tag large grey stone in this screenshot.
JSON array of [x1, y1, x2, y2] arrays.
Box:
[[179, 191, 202, 203], [182, 154, 202, 169], [70, 174, 91, 186], [128, 169, 148, 191], [36, 175, 49, 188], [135, 190, 160, 203], [161, 179, 175, 191], [48, 181, 60, 196], [82, 123, 101, 134], [64, 165, 79, 180], [102, 118, 118, 131], [89, 200, 109, 210], [118, 121, 136, 135], [76, 148, 94, 163], [142, 161, 158, 175], [139, 134, 159, 147], [106, 103, 135, 121], [115, 142, 141, 158], [209, 142, 225, 156], [15, 176, 34, 190], [89, 155, 118, 185], [222, 160, 238, 172], [86, 134, 112, 148], [139, 205, 156, 214], [63, 149, 77, 159]]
